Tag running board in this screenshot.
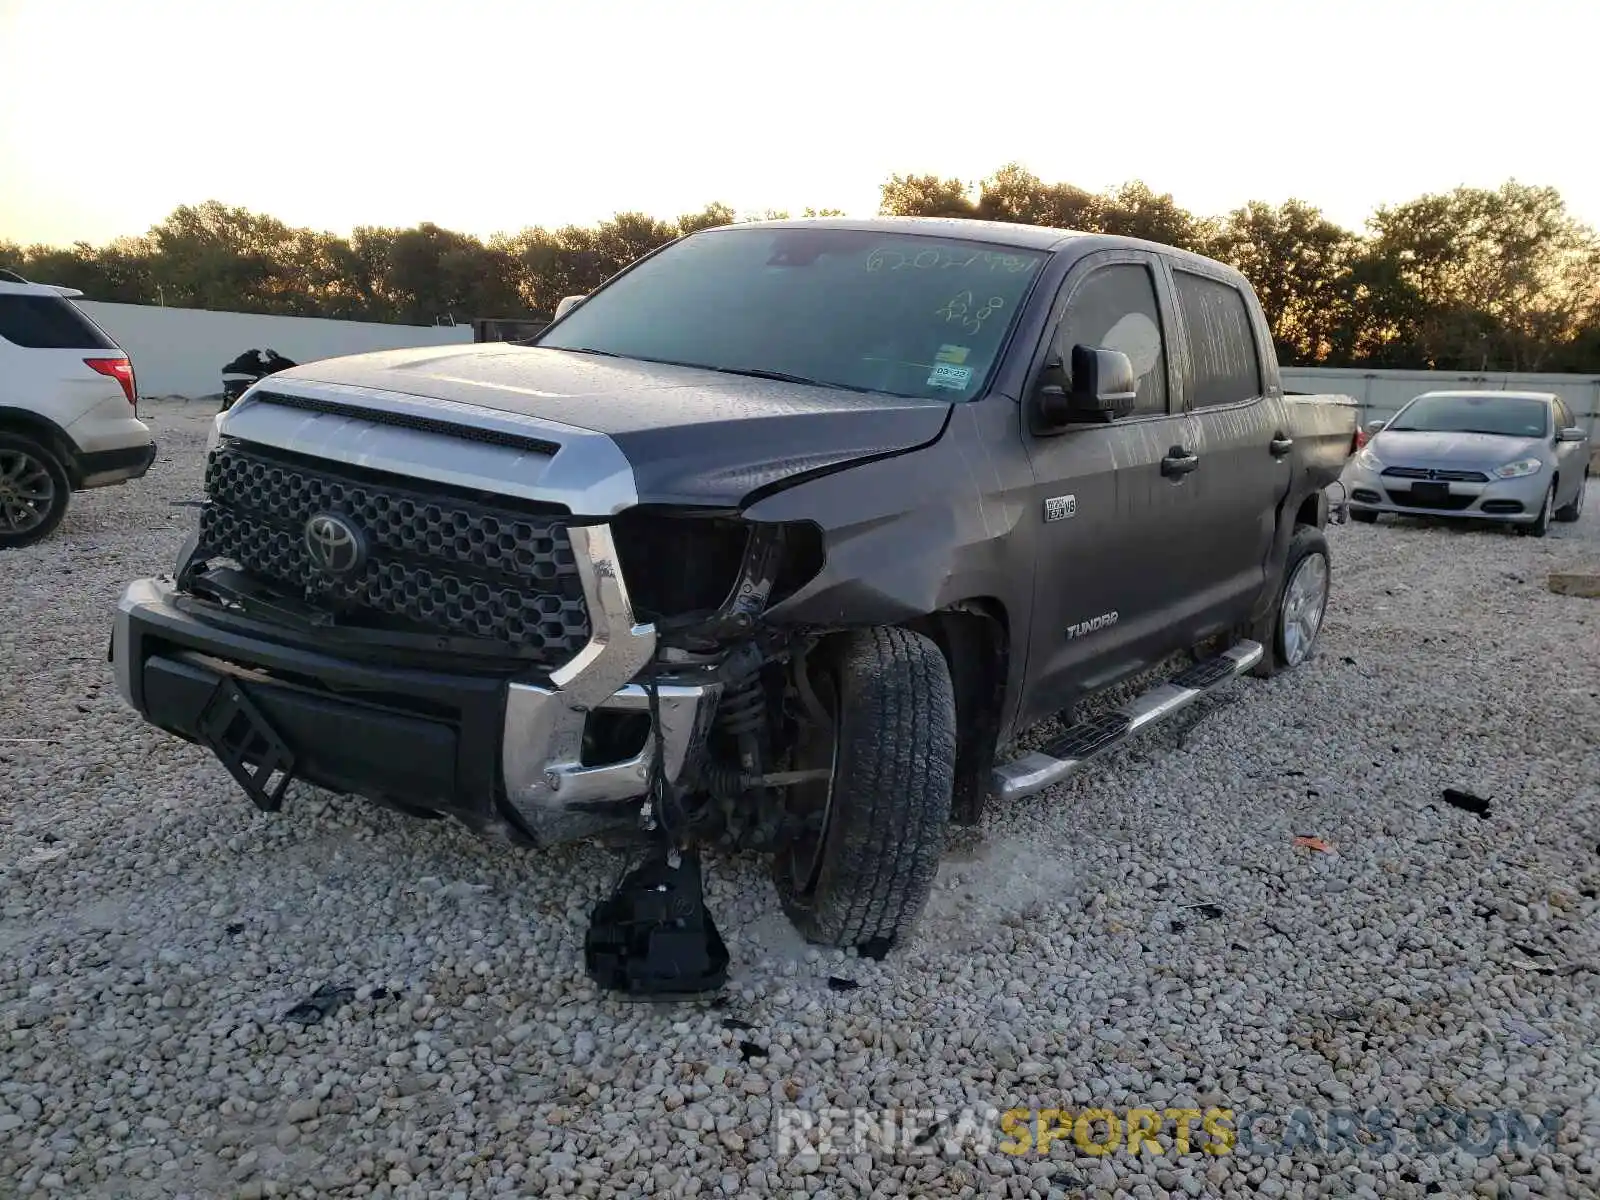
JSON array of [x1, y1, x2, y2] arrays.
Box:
[[990, 640, 1265, 802]]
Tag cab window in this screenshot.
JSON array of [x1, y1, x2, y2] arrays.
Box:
[[1055, 263, 1169, 417], [1172, 269, 1262, 409]]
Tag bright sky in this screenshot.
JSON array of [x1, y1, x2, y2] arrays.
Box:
[[1, 0, 1594, 247]]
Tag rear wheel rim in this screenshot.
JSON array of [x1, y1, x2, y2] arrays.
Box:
[[1281, 553, 1329, 666], [0, 449, 56, 535]]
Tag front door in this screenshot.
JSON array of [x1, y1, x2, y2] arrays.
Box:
[[1552, 396, 1587, 510], [1018, 251, 1199, 723]]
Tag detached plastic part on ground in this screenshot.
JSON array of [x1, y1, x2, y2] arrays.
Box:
[[583, 849, 730, 998]]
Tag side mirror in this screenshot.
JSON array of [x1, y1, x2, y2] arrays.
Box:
[[1556, 426, 1586, 443], [1364, 419, 1388, 436], [554, 294, 586, 320], [1035, 346, 1138, 430]]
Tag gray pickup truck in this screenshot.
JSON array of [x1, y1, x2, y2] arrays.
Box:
[[110, 217, 1356, 962]]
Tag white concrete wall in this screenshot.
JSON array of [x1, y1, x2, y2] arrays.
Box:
[[77, 301, 474, 400]]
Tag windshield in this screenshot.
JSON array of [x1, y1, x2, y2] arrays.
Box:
[[535, 226, 1048, 402], [1388, 394, 1550, 438]]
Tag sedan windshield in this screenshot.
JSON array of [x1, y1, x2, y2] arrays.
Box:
[[1388, 394, 1550, 438], [535, 226, 1049, 402]]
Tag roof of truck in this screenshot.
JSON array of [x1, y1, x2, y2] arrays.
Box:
[[727, 215, 1088, 251]]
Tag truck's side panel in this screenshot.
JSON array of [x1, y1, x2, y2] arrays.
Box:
[[1014, 249, 1202, 726]]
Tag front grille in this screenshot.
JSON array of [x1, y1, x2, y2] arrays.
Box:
[[199, 442, 591, 664], [1381, 466, 1490, 483]]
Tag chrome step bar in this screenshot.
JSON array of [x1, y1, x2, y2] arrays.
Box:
[[990, 640, 1265, 802]]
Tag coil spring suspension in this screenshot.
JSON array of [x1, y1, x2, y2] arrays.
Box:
[[717, 675, 766, 739]]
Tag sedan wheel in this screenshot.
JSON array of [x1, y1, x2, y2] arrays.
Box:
[[1555, 472, 1586, 523], [1518, 483, 1555, 538]]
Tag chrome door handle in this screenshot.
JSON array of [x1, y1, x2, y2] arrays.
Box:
[[1161, 447, 1200, 477]]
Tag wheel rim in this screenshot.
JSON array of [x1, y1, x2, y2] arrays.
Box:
[[1281, 552, 1329, 666], [0, 449, 56, 535], [779, 673, 840, 897]]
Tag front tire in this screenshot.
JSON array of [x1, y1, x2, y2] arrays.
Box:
[[772, 626, 956, 950], [1350, 509, 1378, 525], [1554, 472, 1585, 523], [1250, 525, 1331, 678], [0, 433, 71, 551], [1517, 483, 1555, 538]]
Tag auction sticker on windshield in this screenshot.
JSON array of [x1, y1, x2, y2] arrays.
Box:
[[928, 362, 974, 390]]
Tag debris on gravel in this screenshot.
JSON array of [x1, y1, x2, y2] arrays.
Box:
[[2, 399, 1598, 1197]]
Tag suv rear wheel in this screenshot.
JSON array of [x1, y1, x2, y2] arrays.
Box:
[[772, 626, 956, 950], [0, 433, 70, 550]]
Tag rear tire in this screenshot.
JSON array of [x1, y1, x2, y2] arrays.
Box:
[[772, 626, 956, 951], [0, 433, 71, 551], [1554, 473, 1585, 523], [1249, 524, 1331, 678]]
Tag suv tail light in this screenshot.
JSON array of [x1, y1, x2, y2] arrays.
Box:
[[86, 356, 137, 406]]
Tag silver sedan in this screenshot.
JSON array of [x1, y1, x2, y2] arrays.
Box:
[[1343, 390, 1589, 536]]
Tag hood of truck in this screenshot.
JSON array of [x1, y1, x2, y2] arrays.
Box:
[[272, 343, 953, 506]]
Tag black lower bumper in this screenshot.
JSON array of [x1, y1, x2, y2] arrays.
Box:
[[76, 441, 158, 489], [111, 577, 520, 838]]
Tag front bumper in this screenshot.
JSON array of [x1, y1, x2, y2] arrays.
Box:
[[110, 524, 722, 844], [1343, 461, 1550, 522]]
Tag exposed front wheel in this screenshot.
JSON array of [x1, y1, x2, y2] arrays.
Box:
[[1251, 525, 1331, 677], [0, 434, 71, 551], [1554, 473, 1585, 524], [1350, 509, 1378, 524], [1517, 483, 1555, 538], [772, 626, 956, 951]]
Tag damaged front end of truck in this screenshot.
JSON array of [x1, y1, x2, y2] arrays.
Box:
[[110, 369, 982, 996]]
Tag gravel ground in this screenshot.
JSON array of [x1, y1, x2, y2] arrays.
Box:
[[3, 399, 1599, 1200]]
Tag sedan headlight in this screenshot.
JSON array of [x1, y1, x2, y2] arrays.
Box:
[[1354, 446, 1383, 472], [1494, 457, 1543, 479]]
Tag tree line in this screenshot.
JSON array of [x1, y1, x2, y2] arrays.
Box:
[[5, 165, 1599, 373]]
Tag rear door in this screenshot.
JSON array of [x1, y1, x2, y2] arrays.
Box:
[[0, 287, 130, 425], [1160, 262, 1289, 639], [1019, 250, 1200, 718]]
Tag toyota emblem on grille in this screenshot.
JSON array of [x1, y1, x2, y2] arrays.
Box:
[[304, 513, 366, 577]]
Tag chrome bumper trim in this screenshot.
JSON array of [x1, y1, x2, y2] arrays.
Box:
[[502, 523, 720, 842]]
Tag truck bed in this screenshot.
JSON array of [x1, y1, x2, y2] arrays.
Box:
[[1285, 391, 1360, 491]]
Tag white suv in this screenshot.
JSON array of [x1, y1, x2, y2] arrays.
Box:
[[0, 271, 156, 549]]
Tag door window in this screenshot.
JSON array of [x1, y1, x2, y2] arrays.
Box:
[[1055, 263, 1169, 417], [1172, 270, 1262, 408]]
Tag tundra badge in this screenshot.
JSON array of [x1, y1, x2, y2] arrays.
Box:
[[1044, 495, 1078, 522], [1066, 611, 1119, 639]]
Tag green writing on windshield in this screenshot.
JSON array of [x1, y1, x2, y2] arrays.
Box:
[[935, 291, 1007, 335], [866, 247, 1041, 274]]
